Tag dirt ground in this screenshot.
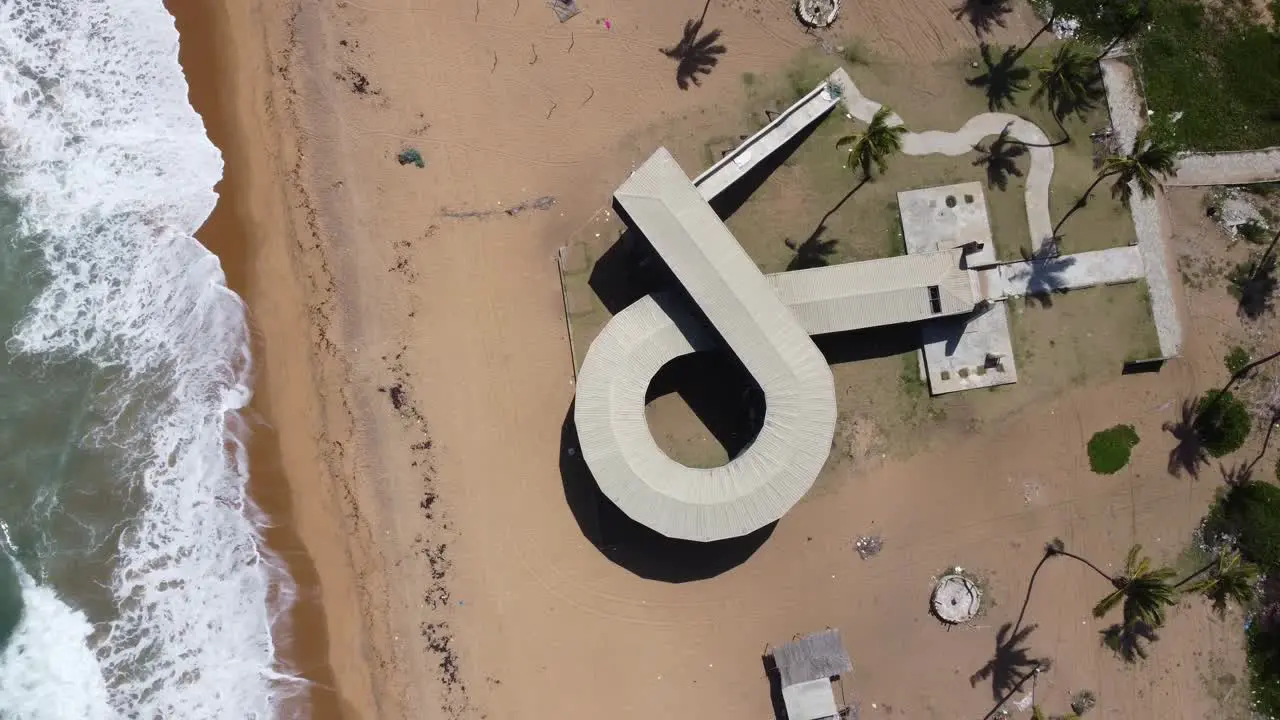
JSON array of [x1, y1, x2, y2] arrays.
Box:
[[191, 0, 1274, 718]]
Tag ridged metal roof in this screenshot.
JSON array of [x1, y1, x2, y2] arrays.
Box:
[[573, 148, 978, 541]]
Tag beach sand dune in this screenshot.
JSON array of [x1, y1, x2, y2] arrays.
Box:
[[171, 0, 1247, 719]]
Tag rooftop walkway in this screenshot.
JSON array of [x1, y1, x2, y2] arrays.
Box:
[[576, 149, 978, 541]]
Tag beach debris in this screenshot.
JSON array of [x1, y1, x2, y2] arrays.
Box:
[[854, 534, 883, 559], [440, 195, 556, 220], [397, 148, 426, 168], [337, 65, 380, 96], [932, 572, 983, 624], [547, 0, 581, 22]]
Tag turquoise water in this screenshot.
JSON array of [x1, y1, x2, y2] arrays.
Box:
[[0, 1, 297, 716]]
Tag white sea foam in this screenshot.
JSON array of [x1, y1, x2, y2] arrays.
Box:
[[0, 0, 297, 717], [0, 563, 112, 720]]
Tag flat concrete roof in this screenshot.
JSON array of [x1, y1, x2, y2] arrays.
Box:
[[898, 182, 997, 267]]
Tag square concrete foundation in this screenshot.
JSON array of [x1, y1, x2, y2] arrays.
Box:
[[921, 302, 1018, 395]]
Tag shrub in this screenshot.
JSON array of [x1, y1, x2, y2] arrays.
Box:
[[1225, 346, 1251, 375], [1070, 689, 1098, 715], [1204, 480, 1280, 570], [1195, 390, 1252, 457], [1239, 221, 1269, 244], [1248, 619, 1280, 718], [1087, 424, 1140, 474]]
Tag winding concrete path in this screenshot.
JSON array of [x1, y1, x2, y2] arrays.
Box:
[[828, 69, 1056, 252]]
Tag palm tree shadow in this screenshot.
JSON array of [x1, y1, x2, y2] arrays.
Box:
[[967, 44, 1030, 111], [1011, 243, 1074, 308], [786, 225, 839, 271], [973, 124, 1026, 192], [1231, 253, 1277, 319], [660, 6, 726, 90], [1101, 621, 1159, 663], [970, 623, 1051, 701], [1163, 398, 1208, 478], [953, 0, 1013, 36]]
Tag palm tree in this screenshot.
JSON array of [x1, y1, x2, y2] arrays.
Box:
[[660, 0, 726, 90], [835, 106, 906, 180], [973, 123, 1026, 191], [953, 0, 1014, 36], [1032, 43, 1105, 135], [1053, 126, 1177, 235], [1090, 545, 1178, 628], [1177, 549, 1259, 616], [968, 43, 1031, 111], [1049, 542, 1178, 628], [1104, 127, 1179, 204]]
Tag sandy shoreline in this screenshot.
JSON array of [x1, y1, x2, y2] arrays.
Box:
[[162, 0, 1260, 718], [167, 2, 369, 717]]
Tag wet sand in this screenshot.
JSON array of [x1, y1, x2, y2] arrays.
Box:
[[167, 2, 357, 717]]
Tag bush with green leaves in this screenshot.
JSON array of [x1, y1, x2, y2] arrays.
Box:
[[1225, 346, 1251, 375], [1087, 424, 1140, 474], [1205, 480, 1280, 570], [1195, 390, 1252, 457], [1239, 221, 1269, 245], [1249, 619, 1280, 719]]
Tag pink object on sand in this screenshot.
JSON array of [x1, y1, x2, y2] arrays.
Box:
[[603, 18, 612, 29]]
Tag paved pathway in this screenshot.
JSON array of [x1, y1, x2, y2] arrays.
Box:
[[1100, 56, 1182, 357], [983, 246, 1145, 299], [1168, 147, 1280, 186], [828, 69, 1056, 251]]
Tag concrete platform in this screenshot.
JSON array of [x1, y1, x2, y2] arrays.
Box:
[[983, 246, 1145, 300], [898, 183, 998, 268], [921, 301, 1018, 395]]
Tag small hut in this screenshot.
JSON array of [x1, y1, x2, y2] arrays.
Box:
[[768, 629, 853, 720]]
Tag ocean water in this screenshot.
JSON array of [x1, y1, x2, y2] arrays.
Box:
[[0, 1, 297, 718]]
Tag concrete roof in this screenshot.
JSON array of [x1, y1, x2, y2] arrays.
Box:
[[898, 182, 997, 267], [772, 628, 853, 686], [574, 149, 981, 541], [770, 248, 977, 335], [782, 679, 840, 720], [576, 148, 837, 542]]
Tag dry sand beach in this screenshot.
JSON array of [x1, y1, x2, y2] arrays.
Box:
[[169, 0, 1264, 718]]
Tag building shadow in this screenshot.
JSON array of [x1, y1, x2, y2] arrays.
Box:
[[559, 403, 775, 583], [814, 322, 924, 366], [645, 348, 765, 458], [762, 653, 788, 720], [707, 119, 823, 220], [587, 225, 678, 315]]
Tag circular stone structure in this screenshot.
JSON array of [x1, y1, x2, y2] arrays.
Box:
[[932, 574, 982, 624], [796, 0, 839, 28]]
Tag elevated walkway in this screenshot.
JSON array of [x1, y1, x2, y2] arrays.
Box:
[[576, 149, 979, 541]]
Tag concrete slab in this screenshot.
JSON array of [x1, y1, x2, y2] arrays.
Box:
[[898, 183, 998, 267], [921, 302, 1018, 395], [986, 246, 1145, 299]]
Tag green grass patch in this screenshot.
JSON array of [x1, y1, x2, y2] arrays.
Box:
[[1195, 390, 1253, 457], [1139, 0, 1280, 150], [1087, 423, 1140, 474]]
